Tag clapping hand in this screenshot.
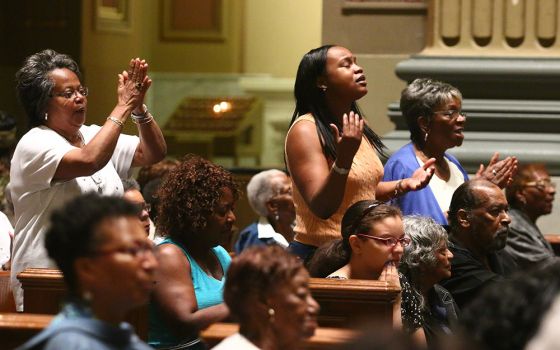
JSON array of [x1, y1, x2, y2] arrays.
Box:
[[401, 158, 436, 192], [117, 58, 152, 113], [476, 152, 518, 188]]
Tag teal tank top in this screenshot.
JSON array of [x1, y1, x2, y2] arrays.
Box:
[[148, 238, 231, 348]]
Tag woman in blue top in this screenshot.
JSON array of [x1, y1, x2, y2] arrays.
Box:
[[149, 154, 240, 349], [383, 78, 517, 225]]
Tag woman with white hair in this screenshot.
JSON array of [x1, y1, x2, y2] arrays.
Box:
[[400, 215, 459, 349], [234, 169, 295, 254]]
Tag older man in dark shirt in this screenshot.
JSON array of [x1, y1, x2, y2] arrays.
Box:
[[440, 179, 514, 309]]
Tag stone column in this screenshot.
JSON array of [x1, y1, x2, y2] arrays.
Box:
[[385, 0, 560, 173], [384, 0, 560, 232]]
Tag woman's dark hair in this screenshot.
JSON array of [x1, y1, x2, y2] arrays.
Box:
[[156, 154, 240, 241], [307, 200, 402, 277], [505, 163, 549, 209], [288, 45, 386, 162], [461, 261, 560, 350], [45, 193, 138, 295], [224, 245, 304, 324], [15, 49, 82, 128], [400, 78, 462, 149]]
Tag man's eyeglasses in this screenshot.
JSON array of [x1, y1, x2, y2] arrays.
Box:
[[433, 109, 467, 120], [523, 179, 556, 192], [356, 234, 411, 248], [52, 86, 88, 99], [93, 243, 155, 260]]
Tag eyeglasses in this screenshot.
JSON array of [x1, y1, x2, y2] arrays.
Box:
[[93, 243, 155, 260], [523, 179, 556, 192], [356, 234, 411, 248], [133, 202, 151, 214], [52, 86, 88, 99], [348, 202, 382, 234], [433, 109, 467, 120]]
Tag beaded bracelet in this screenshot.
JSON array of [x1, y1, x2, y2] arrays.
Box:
[[107, 116, 124, 128]]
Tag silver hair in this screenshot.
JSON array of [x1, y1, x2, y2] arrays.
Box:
[[246, 169, 286, 217], [401, 215, 449, 279]]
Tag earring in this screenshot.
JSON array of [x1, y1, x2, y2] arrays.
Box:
[[274, 212, 280, 222], [320, 86, 327, 92], [44, 112, 48, 121], [424, 131, 429, 142], [268, 308, 275, 323]]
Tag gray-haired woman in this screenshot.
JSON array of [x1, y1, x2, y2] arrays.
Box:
[[234, 169, 295, 254], [383, 78, 516, 226], [10, 49, 166, 310], [400, 215, 459, 349]]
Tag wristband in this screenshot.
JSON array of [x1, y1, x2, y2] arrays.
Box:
[[332, 162, 350, 175], [131, 104, 148, 119]]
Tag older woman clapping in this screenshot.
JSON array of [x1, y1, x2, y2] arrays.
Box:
[[10, 49, 166, 311], [383, 78, 516, 225]]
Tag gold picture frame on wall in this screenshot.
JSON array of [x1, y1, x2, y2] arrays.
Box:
[[94, 0, 131, 34], [161, 0, 227, 42]]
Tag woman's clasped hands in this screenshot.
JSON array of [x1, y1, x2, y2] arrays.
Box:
[[118, 58, 152, 113]]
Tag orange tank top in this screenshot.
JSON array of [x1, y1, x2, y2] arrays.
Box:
[[285, 114, 384, 247]]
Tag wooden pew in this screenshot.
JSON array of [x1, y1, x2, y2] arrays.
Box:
[[0, 271, 16, 312], [309, 278, 400, 329], [201, 322, 357, 349], [0, 312, 53, 349], [17, 268, 148, 340]]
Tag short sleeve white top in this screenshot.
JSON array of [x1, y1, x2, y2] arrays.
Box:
[[9, 124, 139, 310]]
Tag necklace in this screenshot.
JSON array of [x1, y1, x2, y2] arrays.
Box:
[[56, 128, 103, 194]]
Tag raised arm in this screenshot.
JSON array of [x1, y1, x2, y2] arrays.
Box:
[[152, 244, 229, 337], [126, 61, 166, 167], [53, 58, 155, 181], [285, 112, 362, 219], [376, 158, 436, 201]]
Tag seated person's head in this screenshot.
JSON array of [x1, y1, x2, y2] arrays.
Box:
[[45, 193, 157, 312], [461, 261, 560, 350], [224, 245, 319, 348], [246, 169, 295, 229], [506, 163, 556, 222], [307, 200, 405, 279], [401, 215, 453, 288], [122, 178, 151, 235], [156, 154, 240, 248], [137, 159, 179, 223], [448, 179, 510, 254], [136, 159, 179, 189]]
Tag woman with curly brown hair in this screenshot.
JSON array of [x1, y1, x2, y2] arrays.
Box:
[[148, 154, 240, 350]]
